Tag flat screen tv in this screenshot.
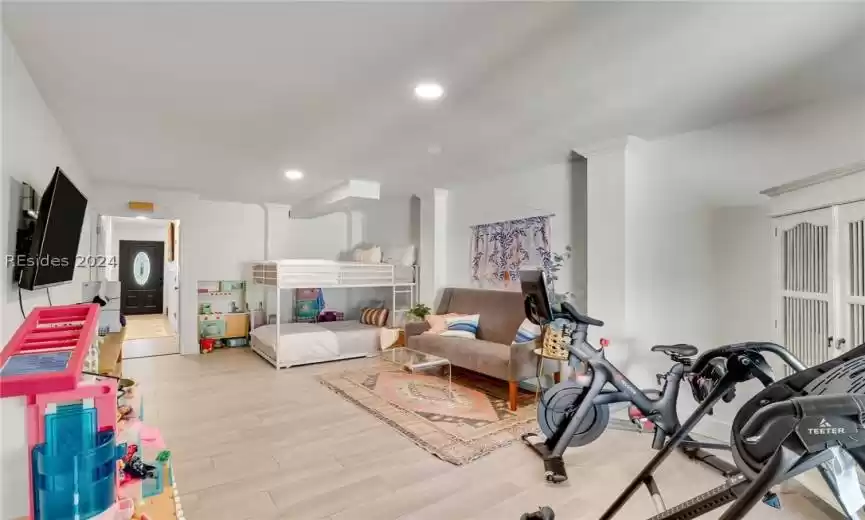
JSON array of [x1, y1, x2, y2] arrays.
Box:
[[18, 167, 88, 290]]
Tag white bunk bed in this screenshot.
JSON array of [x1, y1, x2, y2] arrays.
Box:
[[249, 259, 418, 369]]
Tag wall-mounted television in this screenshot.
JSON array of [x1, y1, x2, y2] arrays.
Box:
[[17, 167, 88, 290]]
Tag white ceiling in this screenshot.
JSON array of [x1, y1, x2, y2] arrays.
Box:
[[4, 2, 864, 203]]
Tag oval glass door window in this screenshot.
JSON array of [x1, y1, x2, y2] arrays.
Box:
[[133, 251, 151, 286]]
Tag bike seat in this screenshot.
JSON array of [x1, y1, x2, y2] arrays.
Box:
[[651, 344, 698, 357], [560, 302, 604, 327]]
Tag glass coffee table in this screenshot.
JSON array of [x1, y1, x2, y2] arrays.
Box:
[[380, 348, 452, 398]]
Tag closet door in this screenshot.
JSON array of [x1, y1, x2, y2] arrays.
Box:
[[839, 200, 865, 352], [775, 208, 834, 370]]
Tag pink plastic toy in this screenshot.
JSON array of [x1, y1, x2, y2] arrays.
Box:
[[0, 304, 99, 397]]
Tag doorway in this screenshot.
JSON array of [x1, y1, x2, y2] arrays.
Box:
[[119, 240, 164, 314], [773, 199, 865, 370], [100, 215, 181, 359]]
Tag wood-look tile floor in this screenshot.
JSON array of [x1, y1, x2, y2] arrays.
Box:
[[123, 349, 837, 520], [122, 336, 180, 359]]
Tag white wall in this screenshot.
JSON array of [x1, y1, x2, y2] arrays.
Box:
[[269, 210, 347, 260], [445, 162, 573, 296], [108, 218, 171, 315], [1, 32, 94, 520], [361, 196, 414, 249], [710, 206, 774, 345]]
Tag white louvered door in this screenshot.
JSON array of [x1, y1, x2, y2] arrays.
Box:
[[840, 201, 865, 352], [775, 209, 835, 371]]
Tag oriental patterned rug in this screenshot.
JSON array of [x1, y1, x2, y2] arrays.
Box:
[[318, 363, 538, 465]]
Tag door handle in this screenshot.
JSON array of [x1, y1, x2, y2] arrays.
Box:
[[827, 336, 834, 349], [836, 338, 846, 350]]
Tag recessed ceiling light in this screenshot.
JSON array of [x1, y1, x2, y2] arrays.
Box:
[[135, 215, 149, 220], [284, 169, 304, 181], [414, 82, 444, 101], [427, 144, 442, 155]]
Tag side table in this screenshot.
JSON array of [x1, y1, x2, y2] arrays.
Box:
[[532, 348, 563, 401]]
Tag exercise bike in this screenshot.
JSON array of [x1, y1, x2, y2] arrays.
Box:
[[597, 340, 865, 520], [519, 271, 756, 484], [524, 342, 865, 520]]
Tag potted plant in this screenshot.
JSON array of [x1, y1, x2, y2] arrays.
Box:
[[544, 245, 574, 306], [406, 303, 432, 323]]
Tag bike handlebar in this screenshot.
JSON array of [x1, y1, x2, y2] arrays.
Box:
[[690, 342, 806, 374], [741, 394, 865, 438]]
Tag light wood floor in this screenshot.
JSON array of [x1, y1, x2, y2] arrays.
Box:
[[124, 349, 837, 520], [123, 314, 179, 359], [123, 336, 180, 359]]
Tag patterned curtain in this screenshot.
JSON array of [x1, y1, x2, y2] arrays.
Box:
[[470, 216, 552, 289]]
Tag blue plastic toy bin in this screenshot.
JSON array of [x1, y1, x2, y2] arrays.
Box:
[[32, 430, 118, 520]]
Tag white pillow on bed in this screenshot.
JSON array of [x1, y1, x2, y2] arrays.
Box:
[[381, 245, 415, 266], [352, 246, 382, 263]]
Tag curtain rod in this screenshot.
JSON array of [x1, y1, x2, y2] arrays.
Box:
[[470, 212, 556, 229]]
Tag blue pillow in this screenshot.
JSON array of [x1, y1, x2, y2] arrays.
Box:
[[513, 318, 542, 344], [440, 314, 480, 339]]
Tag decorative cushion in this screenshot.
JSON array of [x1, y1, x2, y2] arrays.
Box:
[[360, 307, 389, 327], [381, 245, 416, 267], [353, 246, 382, 264], [440, 314, 480, 339], [513, 318, 542, 344], [424, 313, 459, 334]]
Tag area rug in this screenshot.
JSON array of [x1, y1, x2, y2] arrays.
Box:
[[124, 315, 173, 341], [318, 363, 538, 465]]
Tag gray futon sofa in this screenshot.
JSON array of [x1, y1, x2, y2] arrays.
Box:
[[405, 288, 560, 410]]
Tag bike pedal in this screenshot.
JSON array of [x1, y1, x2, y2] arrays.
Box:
[[761, 492, 781, 509], [543, 457, 568, 483]]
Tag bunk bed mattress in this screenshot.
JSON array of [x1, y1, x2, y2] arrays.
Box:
[[250, 321, 380, 364]]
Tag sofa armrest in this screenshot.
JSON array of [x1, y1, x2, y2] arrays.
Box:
[[405, 321, 430, 338], [509, 340, 560, 382]]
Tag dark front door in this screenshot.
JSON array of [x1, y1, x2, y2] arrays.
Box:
[[119, 240, 164, 315]]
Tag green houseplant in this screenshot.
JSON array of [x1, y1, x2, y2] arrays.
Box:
[[406, 303, 432, 323], [544, 245, 574, 306]]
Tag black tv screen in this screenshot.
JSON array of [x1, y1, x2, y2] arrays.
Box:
[[18, 167, 88, 290], [520, 270, 554, 325]]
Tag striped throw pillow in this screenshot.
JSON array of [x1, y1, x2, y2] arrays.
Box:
[[360, 307, 389, 327], [513, 318, 542, 344], [440, 314, 480, 339]]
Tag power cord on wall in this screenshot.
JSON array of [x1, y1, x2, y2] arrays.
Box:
[[17, 286, 55, 319], [18, 286, 26, 318]]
